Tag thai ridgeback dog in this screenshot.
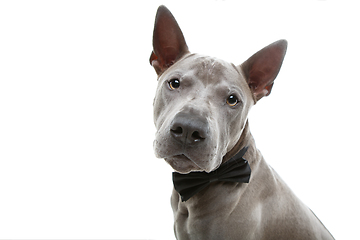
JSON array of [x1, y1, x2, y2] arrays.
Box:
[[150, 5, 334, 240]]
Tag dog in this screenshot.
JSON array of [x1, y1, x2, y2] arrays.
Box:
[[150, 5, 334, 240]]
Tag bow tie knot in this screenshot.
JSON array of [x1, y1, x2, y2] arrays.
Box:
[[172, 147, 251, 202]]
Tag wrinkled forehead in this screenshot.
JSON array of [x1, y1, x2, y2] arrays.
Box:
[[160, 54, 244, 86]]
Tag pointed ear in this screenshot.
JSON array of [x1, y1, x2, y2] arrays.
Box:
[[150, 5, 189, 75], [240, 40, 287, 102]]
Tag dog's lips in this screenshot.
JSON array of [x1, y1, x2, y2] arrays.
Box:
[[165, 154, 203, 173]]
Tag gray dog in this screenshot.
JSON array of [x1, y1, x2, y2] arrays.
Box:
[[150, 5, 334, 240]]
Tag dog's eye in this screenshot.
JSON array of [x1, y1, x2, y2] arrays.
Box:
[[169, 79, 180, 90], [226, 95, 239, 107]]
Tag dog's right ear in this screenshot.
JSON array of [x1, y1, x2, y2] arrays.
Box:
[[150, 5, 189, 75]]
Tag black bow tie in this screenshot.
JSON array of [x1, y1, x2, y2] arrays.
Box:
[[172, 147, 251, 202]]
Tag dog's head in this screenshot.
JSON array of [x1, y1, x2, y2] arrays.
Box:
[[150, 6, 287, 173]]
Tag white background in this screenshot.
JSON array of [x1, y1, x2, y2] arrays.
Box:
[[1, 0, 359, 239]]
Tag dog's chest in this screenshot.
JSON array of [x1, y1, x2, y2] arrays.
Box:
[[172, 183, 261, 240], [173, 208, 260, 240]]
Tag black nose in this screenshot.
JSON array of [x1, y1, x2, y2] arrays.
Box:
[[170, 112, 209, 145]]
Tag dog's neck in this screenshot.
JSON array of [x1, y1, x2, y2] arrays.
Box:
[[222, 121, 255, 164]]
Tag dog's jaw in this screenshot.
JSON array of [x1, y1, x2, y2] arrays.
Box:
[[165, 155, 204, 173]]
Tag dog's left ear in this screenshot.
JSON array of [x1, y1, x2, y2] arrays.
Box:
[[150, 5, 189, 75], [240, 40, 287, 102]]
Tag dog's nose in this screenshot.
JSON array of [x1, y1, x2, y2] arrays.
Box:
[[170, 112, 209, 145]]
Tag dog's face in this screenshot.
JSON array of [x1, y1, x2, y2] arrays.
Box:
[[153, 54, 254, 173], [150, 6, 287, 173]]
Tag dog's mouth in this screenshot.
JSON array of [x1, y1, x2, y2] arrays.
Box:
[[165, 154, 204, 173]]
